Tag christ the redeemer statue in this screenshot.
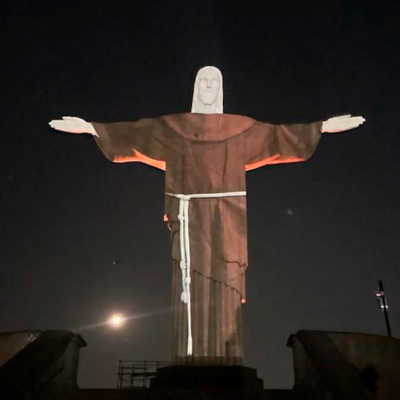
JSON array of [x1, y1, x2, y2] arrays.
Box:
[[49, 66, 365, 365]]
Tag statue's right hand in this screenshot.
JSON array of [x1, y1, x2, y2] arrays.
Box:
[[48, 116, 96, 134]]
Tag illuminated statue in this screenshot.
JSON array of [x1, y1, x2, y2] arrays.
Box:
[[49, 66, 365, 365]]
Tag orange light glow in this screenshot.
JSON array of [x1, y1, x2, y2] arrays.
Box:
[[163, 214, 172, 231], [245, 155, 305, 171], [114, 149, 166, 170]]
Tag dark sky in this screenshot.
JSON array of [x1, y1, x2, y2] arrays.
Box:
[[1, 0, 399, 389]]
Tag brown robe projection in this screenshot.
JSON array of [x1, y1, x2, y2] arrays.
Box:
[[92, 113, 322, 365]]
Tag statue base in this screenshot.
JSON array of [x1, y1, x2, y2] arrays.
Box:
[[150, 365, 264, 391]]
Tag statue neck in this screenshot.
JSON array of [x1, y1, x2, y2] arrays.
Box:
[[191, 102, 223, 114]]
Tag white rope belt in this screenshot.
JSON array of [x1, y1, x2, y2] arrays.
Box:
[[166, 190, 246, 356]]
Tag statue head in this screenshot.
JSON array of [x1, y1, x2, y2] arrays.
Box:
[[191, 66, 223, 114]]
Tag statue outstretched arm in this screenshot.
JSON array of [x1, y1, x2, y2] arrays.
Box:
[[322, 114, 366, 133], [244, 120, 322, 170], [50, 115, 166, 169], [49, 116, 98, 136], [245, 114, 366, 171]]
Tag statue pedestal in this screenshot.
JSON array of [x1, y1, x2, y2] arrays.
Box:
[[150, 365, 264, 391]]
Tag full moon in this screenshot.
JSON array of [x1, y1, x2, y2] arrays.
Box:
[[108, 313, 126, 329]]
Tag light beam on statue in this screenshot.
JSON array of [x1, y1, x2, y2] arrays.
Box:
[[49, 65, 366, 365]]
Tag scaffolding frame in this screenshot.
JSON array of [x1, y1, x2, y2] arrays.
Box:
[[117, 359, 169, 389]]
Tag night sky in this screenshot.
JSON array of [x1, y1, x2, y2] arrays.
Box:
[[1, 0, 399, 389]]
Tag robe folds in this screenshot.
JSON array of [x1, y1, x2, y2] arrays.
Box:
[[92, 113, 322, 365]]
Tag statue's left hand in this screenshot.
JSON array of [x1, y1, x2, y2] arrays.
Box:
[[48, 116, 97, 135], [322, 115, 366, 133]]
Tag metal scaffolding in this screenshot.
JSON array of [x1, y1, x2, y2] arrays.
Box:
[[117, 360, 168, 389]]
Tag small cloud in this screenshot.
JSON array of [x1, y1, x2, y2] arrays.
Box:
[[286, 208, 293, 216]]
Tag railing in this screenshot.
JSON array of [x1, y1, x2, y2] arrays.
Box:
[[117, 359, 169, 389]]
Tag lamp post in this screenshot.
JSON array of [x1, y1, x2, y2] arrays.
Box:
[[374, 280, 391, 338]]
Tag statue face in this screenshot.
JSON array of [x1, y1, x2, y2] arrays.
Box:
[[197, 71, 221, 105], [191, 66, 223, 114]]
